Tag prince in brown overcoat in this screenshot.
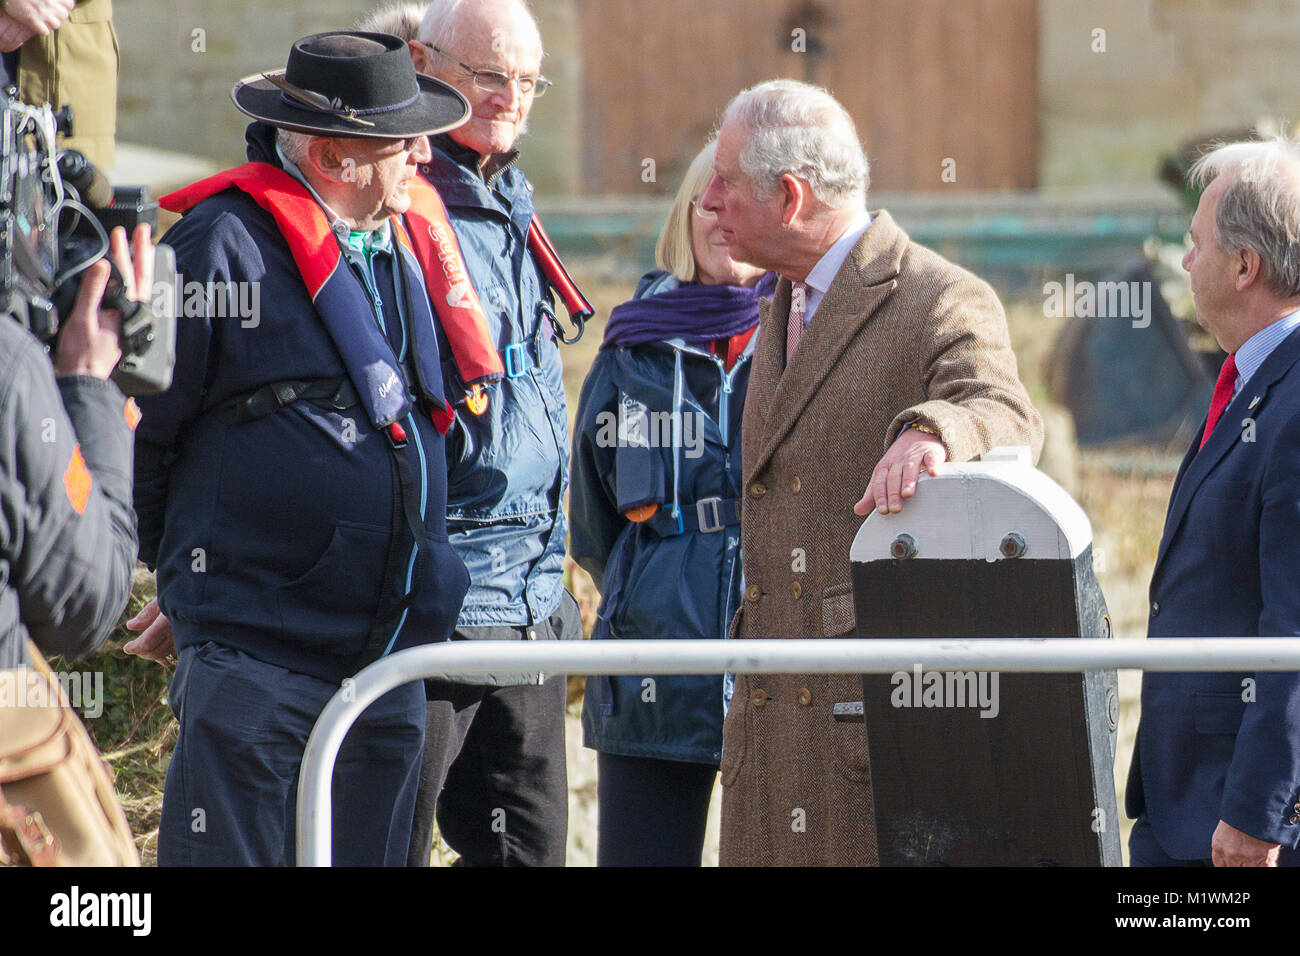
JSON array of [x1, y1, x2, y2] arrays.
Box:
[[699, 84, 1044, 866]]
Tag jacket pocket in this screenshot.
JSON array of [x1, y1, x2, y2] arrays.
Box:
[[831, 716, 873, 783], [1193, 691, 1246, 734], [822, 581, 856, 637], [277, 520, 388, 655], [613, 391, 667, 513]]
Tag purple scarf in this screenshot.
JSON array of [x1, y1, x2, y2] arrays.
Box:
[[601, 272, 777, 349]]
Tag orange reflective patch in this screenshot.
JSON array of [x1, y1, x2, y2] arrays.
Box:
[[624, 504, 658, 523], [465, 384, 489, 415], [123, 398, 141, 431], [63, 444, 92, 515]]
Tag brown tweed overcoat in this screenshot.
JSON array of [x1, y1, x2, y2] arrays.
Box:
[[718, 210, 1044, 866]]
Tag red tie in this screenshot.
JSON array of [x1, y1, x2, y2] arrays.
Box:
[[1199, 352, 1238, 450]]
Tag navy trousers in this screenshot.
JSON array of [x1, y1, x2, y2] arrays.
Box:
[[159, 642, 425, 866]]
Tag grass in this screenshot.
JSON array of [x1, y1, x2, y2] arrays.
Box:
[[48, 570, 173, 866], [60, 270, 1173, 867]]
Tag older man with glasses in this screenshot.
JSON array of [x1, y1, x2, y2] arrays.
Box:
[[393, 0, 580, 867]]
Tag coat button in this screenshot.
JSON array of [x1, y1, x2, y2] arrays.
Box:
[[1150, 601, 1160, 617], [749, 481, 767, 499], [750, 689, 769, 707], [797, 688, 812, 706], [792, 580, 803, 598], [746, 584, 761, 603], [1291, 814, 1300, 825], [790, 476, 802, 493]]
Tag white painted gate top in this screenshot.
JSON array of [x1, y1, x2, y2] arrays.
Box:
[[848, 446, 1093, 563]]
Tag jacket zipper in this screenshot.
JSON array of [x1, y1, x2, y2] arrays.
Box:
[[350, 244, 428, 653]]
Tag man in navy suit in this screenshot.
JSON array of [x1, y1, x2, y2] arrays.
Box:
[[1127, 136, 1300, 867]]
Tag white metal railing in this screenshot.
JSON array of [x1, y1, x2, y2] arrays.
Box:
[[295, 637, 1300, 866]]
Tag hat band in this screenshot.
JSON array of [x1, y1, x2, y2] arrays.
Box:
[[278, 87, 420, 119]]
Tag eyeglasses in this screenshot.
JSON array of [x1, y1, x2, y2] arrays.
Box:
[[425, 44, 551, 98], [690, 199, 717, 220]]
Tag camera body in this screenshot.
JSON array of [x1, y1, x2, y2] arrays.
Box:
[[0, 93, 177, 395]]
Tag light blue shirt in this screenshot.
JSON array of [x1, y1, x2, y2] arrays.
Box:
[[1233, 307, 1300, 398], [801, 210, 874, 325]]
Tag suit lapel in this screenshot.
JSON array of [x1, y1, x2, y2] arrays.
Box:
[[746, 211, 906, 481], [1152, 326, 1300, 580]]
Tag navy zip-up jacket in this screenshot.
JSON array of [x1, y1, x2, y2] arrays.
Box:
[[571, 272, 756, 765], [134, 123, 468, 683]]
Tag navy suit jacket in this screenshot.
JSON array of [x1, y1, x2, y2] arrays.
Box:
[[1127, 326, 1300, 859]]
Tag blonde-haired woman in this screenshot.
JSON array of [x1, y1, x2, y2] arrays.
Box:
[[570, 141, 772, 866]]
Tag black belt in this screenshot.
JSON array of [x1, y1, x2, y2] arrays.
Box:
[[644, 497, 742, 536], [212, 376, 358, 425]]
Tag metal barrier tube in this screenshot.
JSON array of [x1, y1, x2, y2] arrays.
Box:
[[297, 637, 1300, 865]]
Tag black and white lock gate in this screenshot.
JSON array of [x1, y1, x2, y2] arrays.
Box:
[[847, 446, 1120, 866]]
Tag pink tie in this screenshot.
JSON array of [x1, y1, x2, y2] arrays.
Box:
[[1199, 353, 1238, 450], [786, 282, 807, 364]]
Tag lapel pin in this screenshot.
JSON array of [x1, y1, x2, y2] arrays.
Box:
[[1249, 395, 1261, 410]]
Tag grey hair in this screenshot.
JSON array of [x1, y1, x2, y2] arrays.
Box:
[[1190, 135, 1300, 299], [721, 79, 869, 209], [276, 128, 315, 167], [355, 2, 428, 43], [417, 0, 542, 56]]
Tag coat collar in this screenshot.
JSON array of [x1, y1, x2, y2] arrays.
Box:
[[746, 209, 906, 480], [419, 135, 532, 220], [1152, 324, 1300, 580]]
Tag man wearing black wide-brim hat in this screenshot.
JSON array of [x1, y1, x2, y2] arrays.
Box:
[[123, 32, 475, 866]]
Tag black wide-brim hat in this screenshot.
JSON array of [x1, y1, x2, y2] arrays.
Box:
[[232, 31, 469, 139]]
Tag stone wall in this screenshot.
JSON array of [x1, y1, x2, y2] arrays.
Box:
[[113, 0, 581, 194], [115, 0, 1300, 195], [1040, 0, 1300, 188]]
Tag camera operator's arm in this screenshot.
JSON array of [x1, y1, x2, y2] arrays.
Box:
[[0, 226, 153, 661]]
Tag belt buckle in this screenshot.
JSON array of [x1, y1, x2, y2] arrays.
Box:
[[504, 342, 527, 378], [696, 496, 724, 533]]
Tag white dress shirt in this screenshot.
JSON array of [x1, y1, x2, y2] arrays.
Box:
[[799, 210, 874, 326]]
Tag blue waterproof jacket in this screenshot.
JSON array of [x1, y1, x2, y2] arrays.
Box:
[[419, 136, 569, 628], [571, 272, 755, 765], [133, 123, 469, 684]]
